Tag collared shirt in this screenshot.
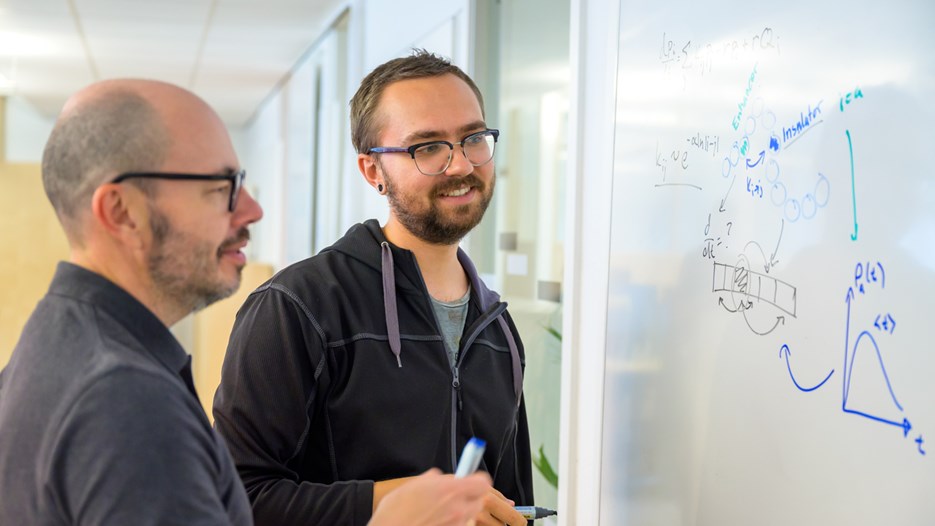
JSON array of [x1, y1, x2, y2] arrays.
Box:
[[0, 262, 251, 525]]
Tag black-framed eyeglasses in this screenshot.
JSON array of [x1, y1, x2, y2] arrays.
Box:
[[368, 128, 500, 176], [110, 169, 245, 212]]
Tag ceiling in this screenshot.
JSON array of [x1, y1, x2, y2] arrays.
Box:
[[0, 0, 344, 126]]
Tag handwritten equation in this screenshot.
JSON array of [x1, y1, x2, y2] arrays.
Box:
[[659, 27, 781, 77]]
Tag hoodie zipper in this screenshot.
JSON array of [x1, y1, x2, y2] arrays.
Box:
[[452, 367, 463, 412], [395, 242, 511, 471], [448, 301, 508, 471], [372, 229, 520, 475]]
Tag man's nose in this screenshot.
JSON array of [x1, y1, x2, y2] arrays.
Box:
[[233, 188, 263, 225], [443, 146, 474, 176]]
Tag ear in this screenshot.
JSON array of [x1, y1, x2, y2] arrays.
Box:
[[358, 153, 383, 192], [90, 183, 147, 247]]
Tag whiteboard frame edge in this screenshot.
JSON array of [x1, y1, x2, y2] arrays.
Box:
[[559, 0, 620, 524]]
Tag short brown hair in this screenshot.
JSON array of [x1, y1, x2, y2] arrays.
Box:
[[349, 49, 485, 153]]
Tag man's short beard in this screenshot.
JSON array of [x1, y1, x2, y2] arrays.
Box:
[[384, 168, 494, 245], [147, 205, 244, 314]]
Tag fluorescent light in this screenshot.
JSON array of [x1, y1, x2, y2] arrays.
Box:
[[0, 32, 54, 57]]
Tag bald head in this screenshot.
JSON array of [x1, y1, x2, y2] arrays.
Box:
[[41, 79, 221, 243]]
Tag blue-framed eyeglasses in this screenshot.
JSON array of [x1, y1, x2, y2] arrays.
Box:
[[368, 128, 500, 176], [110, 169, 245, 212]]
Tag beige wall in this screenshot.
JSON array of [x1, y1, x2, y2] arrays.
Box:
[[192, 263, 272, 419], [0, 162, 70, 366]]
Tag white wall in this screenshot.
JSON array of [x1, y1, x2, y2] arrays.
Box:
[[359, 0, 468, 71], [5, 95, 54, 163], [282, 58, 315, 266], [241, 90, 285, 268], [228, 127, 247, 171], [341, 0, 470, 237], [240, 21, 348, 269], [310, 26, 350, 256]]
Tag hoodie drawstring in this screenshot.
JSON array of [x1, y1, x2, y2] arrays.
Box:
[[496, 316, 524, 409], [380, 242, 403, 367], [382, 239, 523, 402], [456, 249, 524, 408]]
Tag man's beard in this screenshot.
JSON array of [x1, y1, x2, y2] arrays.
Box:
[[147, 205, 247, 314], [384, 169, 494, 246]]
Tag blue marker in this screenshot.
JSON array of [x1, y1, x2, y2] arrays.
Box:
[[515, 506, 558, 520], [454, 437, 486, 478]]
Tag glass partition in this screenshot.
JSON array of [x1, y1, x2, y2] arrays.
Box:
[[470, 0, 571, 511]]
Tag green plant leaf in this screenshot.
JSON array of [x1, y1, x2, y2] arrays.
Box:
[[533, 444, 559, 489], [541, 324, 563, 342]]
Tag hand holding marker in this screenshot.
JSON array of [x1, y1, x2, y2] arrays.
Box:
[[514, 506, 558, 520], [454, 437, 487, 478], [455, 438, 558, 521]]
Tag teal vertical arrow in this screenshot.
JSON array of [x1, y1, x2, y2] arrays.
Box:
[[847, 130, 858, 241]]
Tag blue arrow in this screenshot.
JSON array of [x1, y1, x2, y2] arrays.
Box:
[[844, 289, 855, 405], [780, 344, 834, 392], [746, 150, 766, 168], [842, 408, 911, 436]]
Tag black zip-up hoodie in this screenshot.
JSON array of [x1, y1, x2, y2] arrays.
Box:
[[214, 220, 534, 525]]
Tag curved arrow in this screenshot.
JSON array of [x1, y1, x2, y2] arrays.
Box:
[[743, 240, 768, 272], [746, 150, 766, 168], [742, 224, 783, 274], [779, 344, 834, 392], [744, 310, 784, 336], [718, 296, 752, 313]]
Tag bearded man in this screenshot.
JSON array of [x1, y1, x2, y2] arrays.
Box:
[[213, 51, 533, 526]]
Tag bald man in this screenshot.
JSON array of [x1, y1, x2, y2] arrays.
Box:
[[0, 79, 490, 526]]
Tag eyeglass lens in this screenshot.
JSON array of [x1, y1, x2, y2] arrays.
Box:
[[413, 131, 497, 175], [229, 170, 244, 212]]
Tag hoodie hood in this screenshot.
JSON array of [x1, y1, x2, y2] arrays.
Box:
[[323, 219, 504, 311]]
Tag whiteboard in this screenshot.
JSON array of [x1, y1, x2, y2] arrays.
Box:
[[600, 1, 935, 524]]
